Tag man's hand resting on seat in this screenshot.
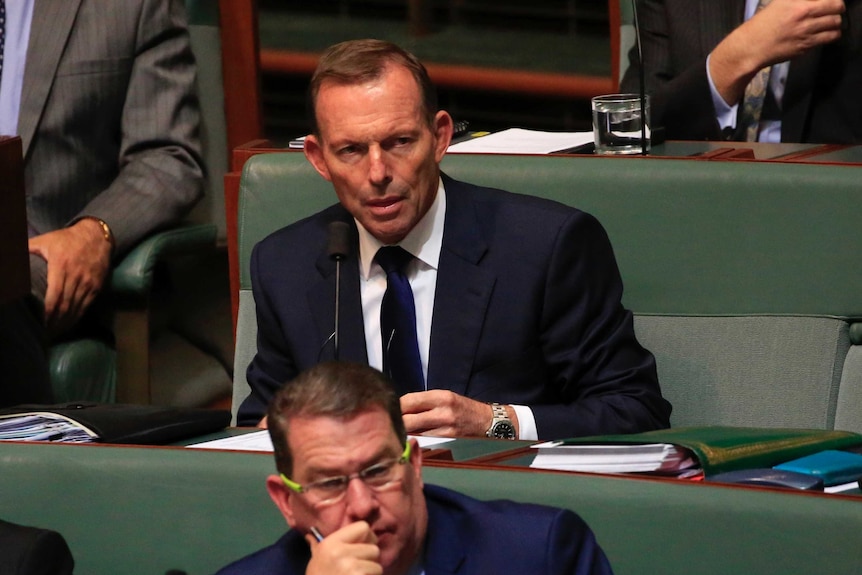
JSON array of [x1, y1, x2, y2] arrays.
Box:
[[28, 218, 112, 336]]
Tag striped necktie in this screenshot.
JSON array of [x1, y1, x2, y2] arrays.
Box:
[[739, 0, 774, 141]]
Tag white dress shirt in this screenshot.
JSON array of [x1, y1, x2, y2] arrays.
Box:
[[0, 0, 34, 135]]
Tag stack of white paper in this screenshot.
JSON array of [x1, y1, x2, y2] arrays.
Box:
[[529, 442, 698, 474], [0, 413, 97, 443], [447, 128, 594, 155]]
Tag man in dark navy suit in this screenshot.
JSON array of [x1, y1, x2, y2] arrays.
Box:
[[0, 519, 74, 575], [238, 39, 670, 440], [218, 362, 614, 575]]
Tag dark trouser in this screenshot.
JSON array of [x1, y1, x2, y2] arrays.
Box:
[[0, 296, 53, 408]]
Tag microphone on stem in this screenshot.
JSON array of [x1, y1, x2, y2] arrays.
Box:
[[327, 221, 351, 360], [631, 0, 648, 155]]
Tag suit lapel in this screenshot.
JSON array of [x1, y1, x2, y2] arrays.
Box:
[[19, 0, 83, 158], [308, 222, 368, 364], [426, 177, 495, 396]]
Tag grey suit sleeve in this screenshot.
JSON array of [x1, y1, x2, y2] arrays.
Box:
[[81, 0, 204, 255]]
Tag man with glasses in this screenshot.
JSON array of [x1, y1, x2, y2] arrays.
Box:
[[216, 361, 614, 575]]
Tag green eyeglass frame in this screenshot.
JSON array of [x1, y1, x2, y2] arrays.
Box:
[[281, 441, 411, 496]]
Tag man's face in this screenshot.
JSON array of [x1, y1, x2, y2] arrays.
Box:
[[304, 64, 453, 245], [268, 408, 427, 575]]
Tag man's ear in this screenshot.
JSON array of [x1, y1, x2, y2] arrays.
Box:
[[266, 474, 298, 527], [433, 111, 454, 163], [303, 135, 332, 182]]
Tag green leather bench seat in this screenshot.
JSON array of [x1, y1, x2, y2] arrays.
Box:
[[232, 152, 862, 433], [1, 441, 859, 575]]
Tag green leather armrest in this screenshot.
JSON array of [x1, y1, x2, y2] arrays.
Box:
[[110, 224, 217, 296]]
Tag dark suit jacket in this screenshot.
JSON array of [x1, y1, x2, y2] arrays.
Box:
[[0, 519, 74, 575], [239, 175, 671, 438], [23, 0, 204, 271], [214, 484, 614, 575], [620, 0, 862, 143]]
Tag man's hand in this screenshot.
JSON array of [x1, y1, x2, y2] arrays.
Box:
[[305, 521, 381, 575], [401, 390, 519, 437], [28, 219, 112, 335], [710, 0, 845, 105]]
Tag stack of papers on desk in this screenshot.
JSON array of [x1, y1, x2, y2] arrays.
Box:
[[447, 128, 594, 155], [530, 441, 698, 474], [0, 403, 230, 444], [0, 413, 97, 443], [529, 427, 862, 478]]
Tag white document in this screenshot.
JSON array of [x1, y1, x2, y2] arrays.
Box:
[[529, 441, 698, 474], [447, 128, 594, 155], [187, 430, 454, 452]]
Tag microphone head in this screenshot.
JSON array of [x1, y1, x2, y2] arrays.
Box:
[[327, 221, 351, 261]]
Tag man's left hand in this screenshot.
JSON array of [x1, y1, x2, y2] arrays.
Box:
[[28, 219, 111, 335], [401, 390, 518, 437]]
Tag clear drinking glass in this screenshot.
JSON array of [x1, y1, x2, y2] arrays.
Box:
[[591, 94, 651, 155]]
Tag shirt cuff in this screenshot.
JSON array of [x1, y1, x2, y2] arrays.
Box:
[[706, 53, 738, 132], [511, 404, 538, 441]]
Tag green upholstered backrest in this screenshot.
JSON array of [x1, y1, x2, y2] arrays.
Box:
[[0, 442, 281, 575], [233, 152, 862, 432], [237, 153, 862, 315], [1, 441, 860, 575], [442, 155, 862, 317]]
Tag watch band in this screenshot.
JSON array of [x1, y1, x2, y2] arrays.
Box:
[[486, 403, 516, 439], [490, 403, 508, 421]]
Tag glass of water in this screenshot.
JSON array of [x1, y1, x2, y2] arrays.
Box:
[[591, 94, 650, 155]]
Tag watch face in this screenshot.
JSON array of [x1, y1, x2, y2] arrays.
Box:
[[490, 421, 516, 439]]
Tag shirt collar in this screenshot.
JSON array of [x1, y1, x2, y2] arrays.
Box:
[[357, 178, 446, 278]]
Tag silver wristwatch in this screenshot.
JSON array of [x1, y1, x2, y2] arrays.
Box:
[[485, 403, 516, 440]]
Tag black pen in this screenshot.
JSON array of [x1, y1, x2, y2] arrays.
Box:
[[309, 526, 324, 542]]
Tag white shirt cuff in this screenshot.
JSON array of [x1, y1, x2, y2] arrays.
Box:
[[706, 53, 738, 132], [511, 404, 538, 441]]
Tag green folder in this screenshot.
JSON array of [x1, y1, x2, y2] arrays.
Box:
[[559, 426, 862, 476]]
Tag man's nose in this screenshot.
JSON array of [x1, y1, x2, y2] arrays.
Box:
[[344, 476, 379, 520], [367, 147, 390, 185]]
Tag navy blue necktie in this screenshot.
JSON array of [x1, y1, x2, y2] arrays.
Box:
[[376, 246, 424, 395]]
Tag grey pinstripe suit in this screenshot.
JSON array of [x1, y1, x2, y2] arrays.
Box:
[[621, 0, 862, 143], [0, 0, 204, 405], [23, 0, 204, 293]]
